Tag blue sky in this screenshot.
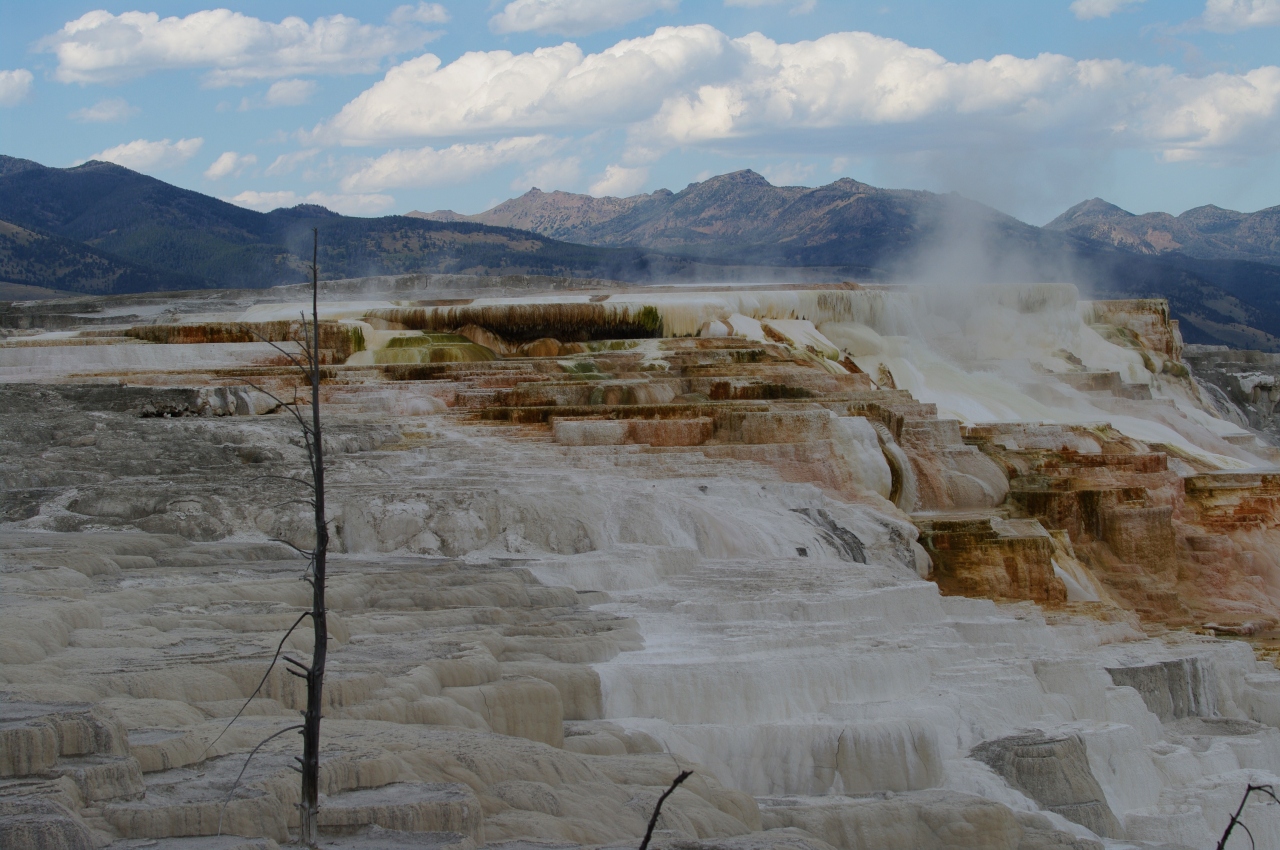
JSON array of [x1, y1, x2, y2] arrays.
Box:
[[1, 0, 1278, 224]]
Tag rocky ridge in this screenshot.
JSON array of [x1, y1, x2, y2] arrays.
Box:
[[1047, 199, 1280, 266]]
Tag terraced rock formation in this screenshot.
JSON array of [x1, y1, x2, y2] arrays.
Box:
[[4, 277, 1280, 849]]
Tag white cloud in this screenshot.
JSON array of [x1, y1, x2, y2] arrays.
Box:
[[1142, 67, 1280, 160], [227, 190, 395, 215], [70, 97, 139, 122], [638, 30, 1280, 163], [42, 10, 434, 86], [204, 151, 257, 179], [760, 162, 814, 185], [0, 69, 33, 106], [1069, 0, 1146, 19], [266, 79, 317, 106], [266, 148, 322, 177], [512, 156, 582, 191], [317, 25, 1280, 166], [227, 190, 298, 210], [724, 0, 816, 12], [589, 164, 647, 196], [390, 3, 450, 25], [87, 137, 204, 171], [318, 25, 733, 143], [1203, 0, 1280, 30], [341, 136, 557, 192], [490, 0, 678, 35]]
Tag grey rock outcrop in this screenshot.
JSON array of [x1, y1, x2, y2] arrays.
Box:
[[969, 734, 1121, 839]]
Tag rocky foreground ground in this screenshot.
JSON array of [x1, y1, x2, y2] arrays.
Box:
[[4, 277, 1280, 849]]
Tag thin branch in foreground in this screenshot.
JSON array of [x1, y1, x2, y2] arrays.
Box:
[[242, 378, 313, 437], [240, 324, 311, 376], [215, 723, 305, 837], [1217, 784, 1280, 850], [199, 611, 312, 761], [638, 770, 693, 850], [268, 538, 315, 558], [299, 311, 314, 367]]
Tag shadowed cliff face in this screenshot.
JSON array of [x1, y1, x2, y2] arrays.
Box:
[[5, 278, 1280, 849]]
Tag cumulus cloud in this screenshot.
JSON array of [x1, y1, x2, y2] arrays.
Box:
[[1203, 0, 1280, 30], [266, 148, 322, 177], [227, 189, 394, 215], [512, 156, 582, 191], [42, 9, 434, 86], [0, 69, 34, 106], [70, 97, 139, 122], [316, 25, 1280, 166], [490, 0, 679, 35], [389, 3, 450, 25], [318, 25, 733, 143], [589, 164, 647, 196], [86, 137, 204, 171], [204, 151, 257, 179], [1069, 0, 1146, 19], [760, 162, 815, 186], [341, 136, 557, 192], [266, 79, 317, 106], [639, 30, 1280, 163]]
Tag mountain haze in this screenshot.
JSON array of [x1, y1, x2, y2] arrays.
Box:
[[1047, 197, 1280, 266]]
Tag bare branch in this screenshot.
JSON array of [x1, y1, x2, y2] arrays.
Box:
[[1240, 821, 1256, 850], [215, 723, 305, 836], [1217, 784, 1279, 850], [299, 311, 315, 368], [283, 655, 312, 675], [199, 611, 312, 761], [268, 538, 314, 558], [243, 379, 314, 436], [638, 770, 693, 850], [239, 323, 311, 377]]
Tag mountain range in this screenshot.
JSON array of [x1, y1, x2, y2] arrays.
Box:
[[413, 170, 1280, 270], [2, 154, 1279, 350], [1047, 198, 1280, 265], [0, 155, 664, 295], [413, 171, 1033, 271], [409, 172, 1280, 350]]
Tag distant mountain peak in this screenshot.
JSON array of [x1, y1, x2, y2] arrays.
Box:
[[705, 169, 771, 187], [0, 155, 45, 178], [1049, 198, 1135, 226], [1045, 194, 1280, 265], [292, 203, 339, 217]]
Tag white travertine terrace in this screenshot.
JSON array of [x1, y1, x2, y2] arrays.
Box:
[[3, 279, 1280, 849]]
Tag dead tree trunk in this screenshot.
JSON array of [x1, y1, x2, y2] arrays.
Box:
[[298, 229, 328, 847]]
